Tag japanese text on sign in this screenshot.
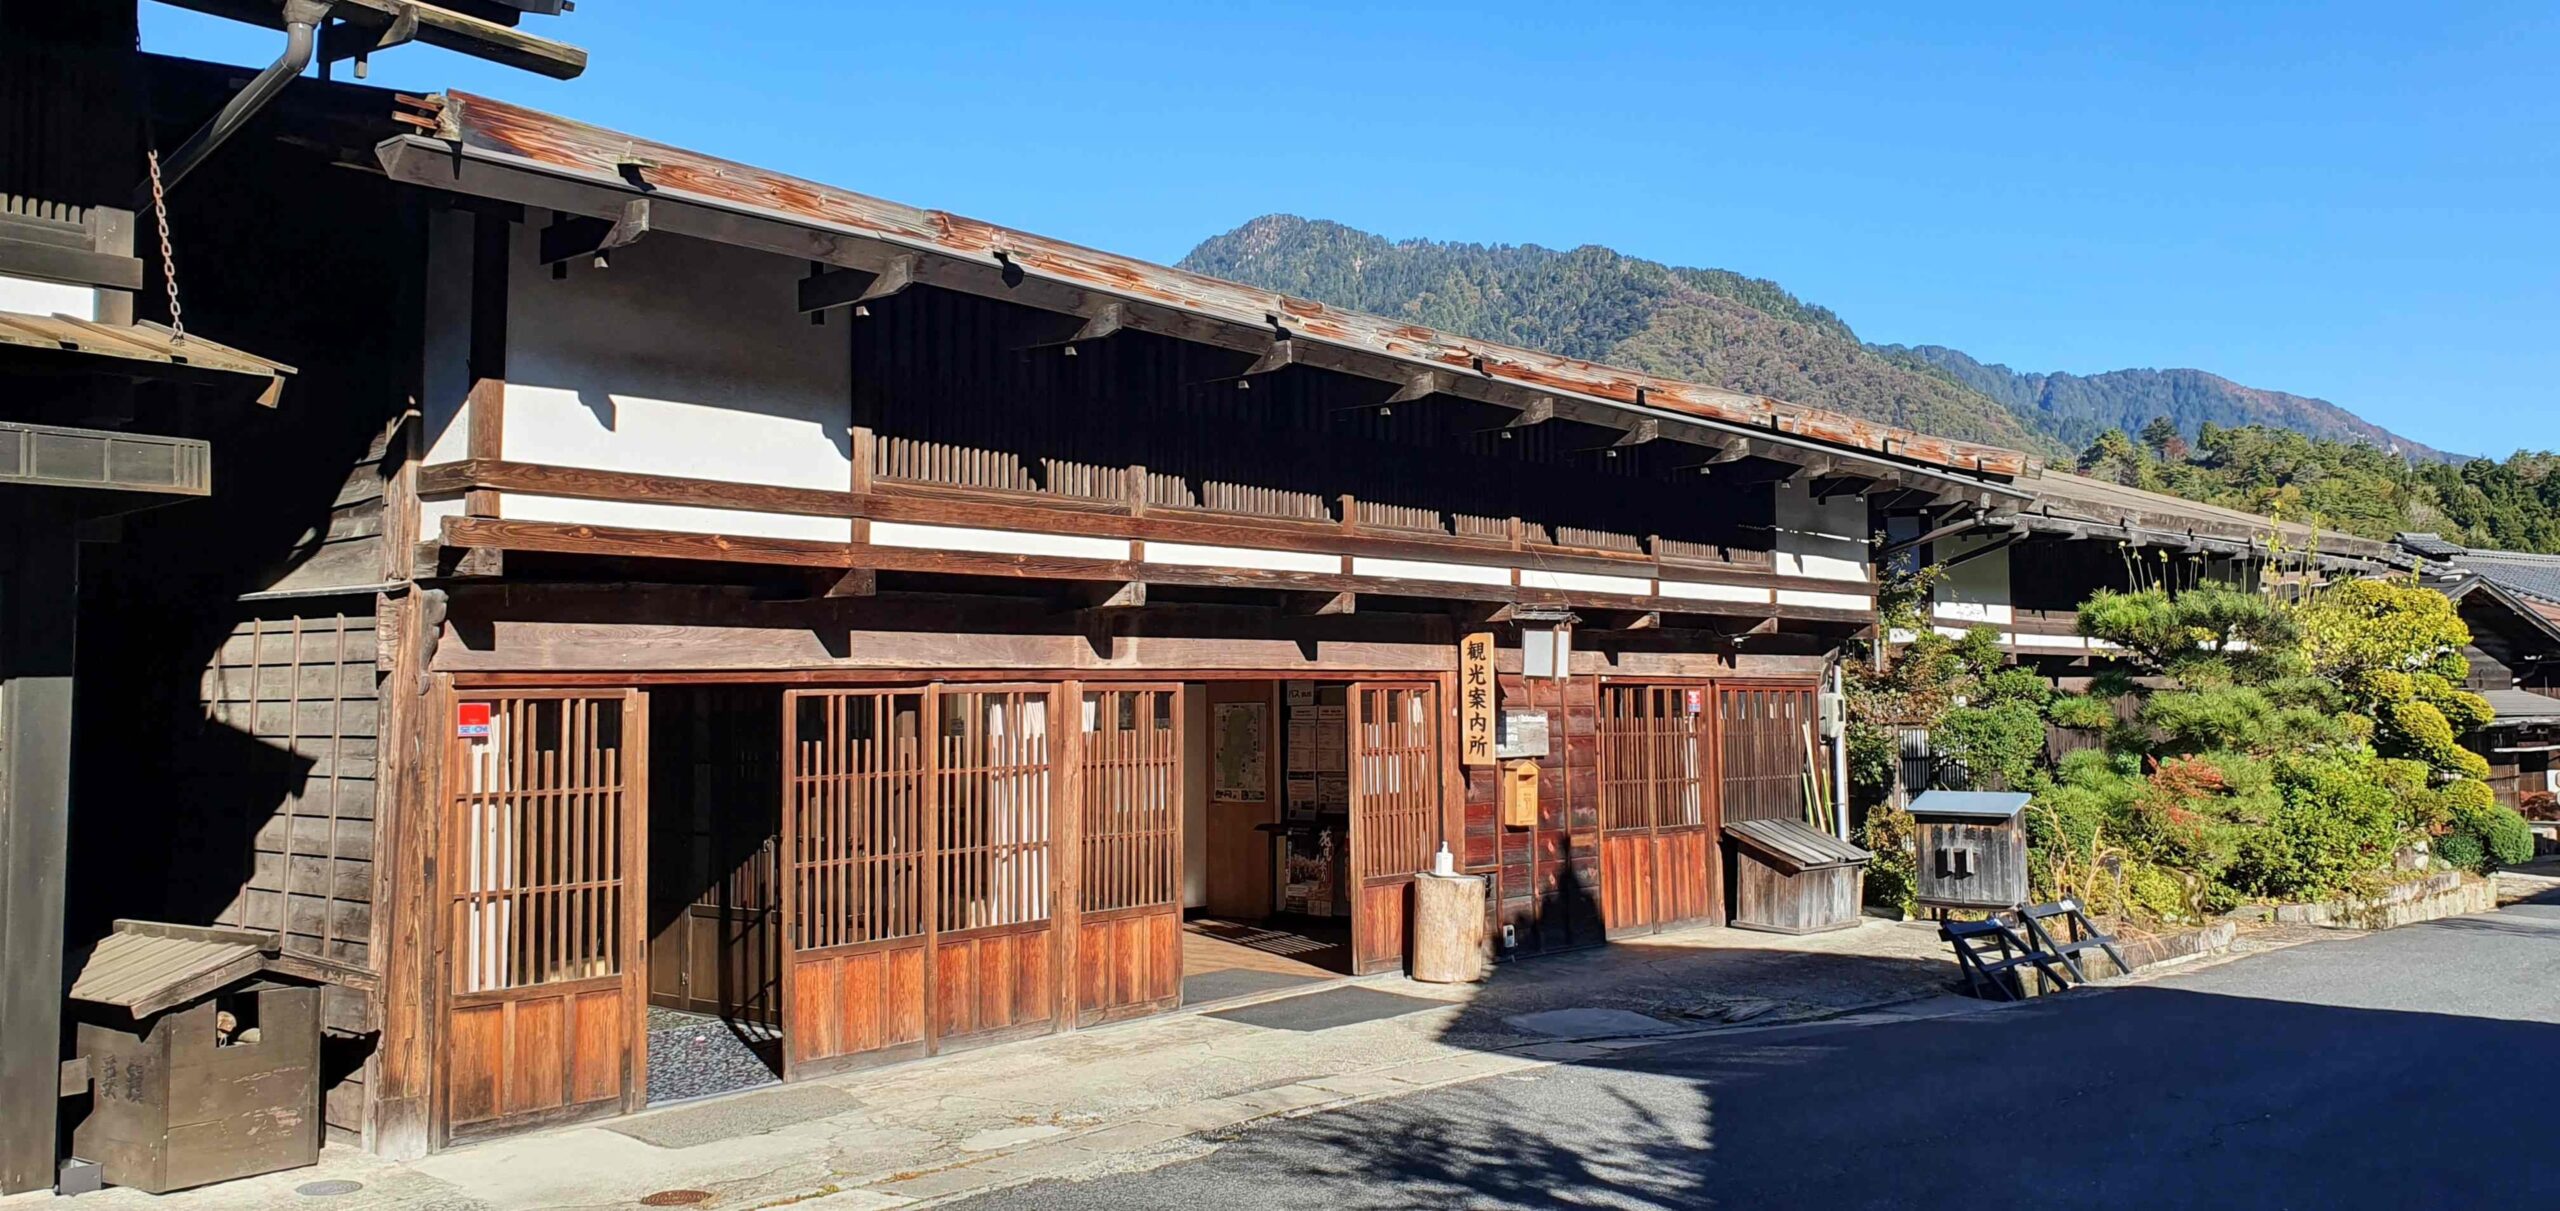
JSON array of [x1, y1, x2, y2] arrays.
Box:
[[1462, 631, 1496, 766]]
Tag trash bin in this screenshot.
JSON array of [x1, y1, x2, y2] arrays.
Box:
[[1411, 868, 1488, 983], [64, 922, 321, 1194]]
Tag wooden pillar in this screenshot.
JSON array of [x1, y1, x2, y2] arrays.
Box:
[[0, 494, 78, 1194]]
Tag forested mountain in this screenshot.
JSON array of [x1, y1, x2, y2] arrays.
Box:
[[1880, 344, 2455, 463], [1177, 216, 2064, 455], [1178, 215, 2465, 467], [2077, 423, 2560, 551]]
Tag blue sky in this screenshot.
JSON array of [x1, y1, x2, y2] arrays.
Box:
[[143, 2, 2554, 457]]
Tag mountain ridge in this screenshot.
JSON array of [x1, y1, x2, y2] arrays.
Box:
[[1177, 214, 2461, 463]]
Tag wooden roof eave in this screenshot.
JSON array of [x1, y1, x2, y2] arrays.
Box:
[[371, 130, 2029, 506]]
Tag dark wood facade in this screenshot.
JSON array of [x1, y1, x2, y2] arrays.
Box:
[[6, 51, 2065, 1170]]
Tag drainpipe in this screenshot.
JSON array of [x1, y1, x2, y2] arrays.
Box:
[[1830, 662, 1852, 842], [144, 0, 333, 200]]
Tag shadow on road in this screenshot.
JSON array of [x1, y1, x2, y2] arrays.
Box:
[[960, 936, 2560, 1209]]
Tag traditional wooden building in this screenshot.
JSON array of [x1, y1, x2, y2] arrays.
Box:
[[2395, 535, 2560, 809], [1886, 469, 2404, 664], [7, 45, 2070, 1159]]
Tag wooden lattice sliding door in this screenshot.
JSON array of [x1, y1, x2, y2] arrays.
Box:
[[780, 686, 1062, 1077], [927, 687, 1061, 1049], [779, 690, 931, 1078], [439, 691, 647, 1141], [1073, 685, 1184, 1025], [1718, 684, 1820, 823], [1597, 684, 1720, 935], [1348, 682, 1441, 975]]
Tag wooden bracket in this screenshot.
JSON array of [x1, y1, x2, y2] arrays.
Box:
[[798, 253, 916, 314], [824, 567, 878, 598], [539, 197, 652, 269], [1288, 590, 1357, 616]]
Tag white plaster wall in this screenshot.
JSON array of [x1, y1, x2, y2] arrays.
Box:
[[1773, 481, 1870, 583], [498, 222, 853, 541], [1182, 687, 1211, 909], [0, 274, 95, 319], [1933, 532, 2014, 624]]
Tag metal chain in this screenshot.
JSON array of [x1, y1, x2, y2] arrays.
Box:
[[145, 149, 184, 345]]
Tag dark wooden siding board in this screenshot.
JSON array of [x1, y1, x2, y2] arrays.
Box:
[[849, 287, 1778, 559], [175, 607, 384, 974]]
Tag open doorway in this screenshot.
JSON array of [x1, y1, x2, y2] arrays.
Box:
[[1182, 680, 1356, 1004], [646, 686, 785, 1103]]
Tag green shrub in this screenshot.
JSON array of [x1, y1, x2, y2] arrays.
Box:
[[1935, 701, 2048, 791], [2485, 806, 2536, 867], [1860, 806, 1917, 917], [2141, 687, 2277, 753], [2047, 693, 2117, 731], [2222, 756, 2404, 899], [2434, 830, 2487, 872]]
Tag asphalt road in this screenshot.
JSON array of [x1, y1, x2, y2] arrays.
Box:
[[955, 893, 2560, 1210]]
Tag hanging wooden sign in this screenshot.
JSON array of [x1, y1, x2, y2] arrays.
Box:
[[1461, 631, 1496, 766]]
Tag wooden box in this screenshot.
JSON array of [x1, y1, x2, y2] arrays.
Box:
[[1909, 791, 2032, 912], [1725, 818, 1871, 935], [66, 922, 321, 1195]]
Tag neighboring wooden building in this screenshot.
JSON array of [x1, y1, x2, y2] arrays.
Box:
[[2396, 536, 2560, 810], [1886, 469, 2403, 666]]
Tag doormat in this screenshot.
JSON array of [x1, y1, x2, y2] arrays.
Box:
[[608, 1083, 855, 1150], [1205, 986, 1446, 1032], [1182, 968, 1326, 1005]]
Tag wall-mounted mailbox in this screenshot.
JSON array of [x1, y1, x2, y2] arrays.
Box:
[[1909, 790, 2031, 912], [1501, 759, 1540, 828]]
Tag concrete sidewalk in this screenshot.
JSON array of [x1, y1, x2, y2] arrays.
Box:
[[27, 919, 1960, 1211]]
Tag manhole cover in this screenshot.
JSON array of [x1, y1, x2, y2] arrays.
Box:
[[296, 1180, 365, 1197], [640, 1191, 714, 1207]]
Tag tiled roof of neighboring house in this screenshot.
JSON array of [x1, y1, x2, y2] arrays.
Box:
[[2478, 688, 2560, 727], [2396, 535, 2560, 606], [2396, 531, 2467, 559], [2022, 472, 2402, 566]]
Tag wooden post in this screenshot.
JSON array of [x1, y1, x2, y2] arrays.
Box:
[[462, 211, 509, 519], [1411, 873, 1486, 983], [0, 496, 77, 1193]]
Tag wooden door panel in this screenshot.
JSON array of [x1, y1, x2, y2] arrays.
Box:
[[929, 688, 1059, 1050], [1074, 687, 1184, 1025], [1598, 684, 1720, 935], [441, 692, 645, 1141], [1349, 683, 1439, 976], [782, 690, 931, 1075], [785, 941, 929, 1074], [932, 929, 1054, 1042]]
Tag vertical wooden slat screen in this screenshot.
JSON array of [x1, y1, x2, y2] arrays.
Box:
[[933, 689, 1054, 935], [787, 691, 928, 954], [1719, 684, 1819, 824], [1351, 685, 1439, 883], [450, 695, 629, 994], [1073, 686, 1185, 1024], [440, 690, 642, 1139], [1079, 689, 1180, 914]]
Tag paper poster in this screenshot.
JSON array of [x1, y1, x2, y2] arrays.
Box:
[[1213, 701, 1268, 803]]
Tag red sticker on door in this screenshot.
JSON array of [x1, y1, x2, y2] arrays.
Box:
[[457, 702, 492, 739]]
